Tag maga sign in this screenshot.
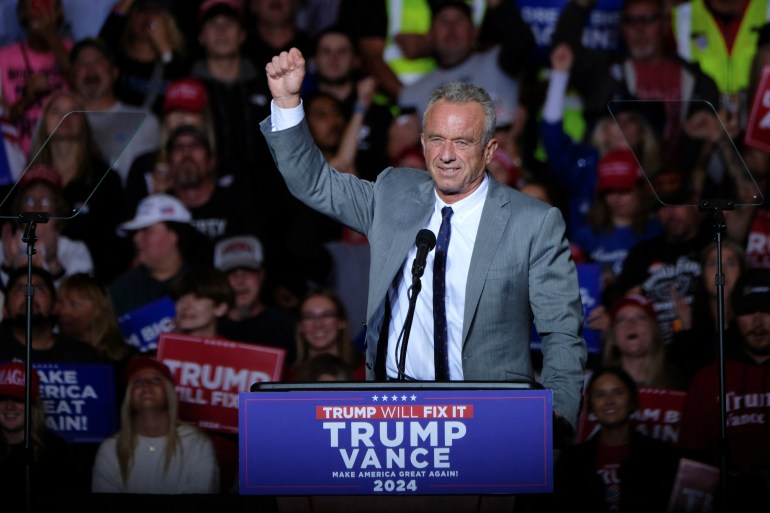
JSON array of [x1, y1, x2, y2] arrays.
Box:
[[34, 363, 117, 443], [157, 334, 285, 433], [240, 388, 553, 495]]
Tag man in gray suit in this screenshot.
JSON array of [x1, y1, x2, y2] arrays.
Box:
[[262, 48, 587, 433]]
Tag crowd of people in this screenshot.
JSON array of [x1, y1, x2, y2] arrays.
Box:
[[0, 0, 769, 510]]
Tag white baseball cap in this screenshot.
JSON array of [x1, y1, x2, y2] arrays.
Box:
[[214, 235, 264, 272], [120, 194, 192, 232]]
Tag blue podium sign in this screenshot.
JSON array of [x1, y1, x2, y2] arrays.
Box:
[[239, 386, 552, 495]]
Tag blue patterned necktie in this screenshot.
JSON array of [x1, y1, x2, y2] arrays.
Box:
[[433, 206, 453, 380]]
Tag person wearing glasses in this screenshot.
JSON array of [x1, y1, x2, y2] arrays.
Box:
[[287, 288, 365, 382]]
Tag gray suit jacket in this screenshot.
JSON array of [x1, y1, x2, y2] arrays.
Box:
[[261, 118, 587, 429]]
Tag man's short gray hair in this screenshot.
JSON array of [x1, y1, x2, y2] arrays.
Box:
[[423, 81, 497, 146]]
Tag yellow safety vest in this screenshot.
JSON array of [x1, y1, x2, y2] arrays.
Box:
[[673, 0, 770, 95]]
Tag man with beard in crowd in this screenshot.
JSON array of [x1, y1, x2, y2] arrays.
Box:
[[70, 36, 161, 187], [0, 266, 103, 363], [164, 124, 263, 243]]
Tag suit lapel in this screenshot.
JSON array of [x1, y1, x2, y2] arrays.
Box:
[[462, 178, 511, 343], [370, 179, 435, 308]]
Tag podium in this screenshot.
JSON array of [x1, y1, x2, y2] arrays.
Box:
[[240, 382, 552, 512]]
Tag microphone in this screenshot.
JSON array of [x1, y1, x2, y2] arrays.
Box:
[[398, 228, 436, 380], [411, 229, 436, 284]]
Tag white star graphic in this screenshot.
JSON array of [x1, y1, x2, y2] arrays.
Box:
[[401, 395, 407, 401], [391, 394, 398, 401], [410, 394, 417, 401], [372, 395, 379, 401], [381, 394, 388, 401]]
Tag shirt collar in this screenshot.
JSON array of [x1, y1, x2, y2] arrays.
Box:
[[434, 172, 489, 220]]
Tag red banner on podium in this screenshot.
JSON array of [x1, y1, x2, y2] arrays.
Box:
[[157, 333, 285, 433]]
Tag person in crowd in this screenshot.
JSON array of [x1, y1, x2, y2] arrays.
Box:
[[553, 0, 720, 171], [243, 0, 313, 81], [69, 36, 161, 186], [54, 272, 137, 388], [167, 264, 239, 493], [540, 42, 662, 238], [27, 90, 127, 282], [612, 172, 712, 344], [163, 124, 262, 242], [168, 265, 234, 339], [213, 234, 296, 367], [91, 355, 219, 494], [301, 25, 393, 181], [336, 0, 488, 102], [123, 76, 216, 219], [0, 0, 72, 155], [286, 289, 365, 382], [264, 49, 586, 437], [109, 193, 212, 318], [550, 366, 682, 512], [397, 1, 532, 122], [602, 293, 688, 390], [679, 268, 770, 508], [98, 0, 189, 115], [190, 0, 273, 193], [0, 361, 83, 502], [671, 0, 770, 125], [0, 163, 94, 287], [668, 239, 746, 382], [571, 149, 662, 292], [0, 266, 104, 363]]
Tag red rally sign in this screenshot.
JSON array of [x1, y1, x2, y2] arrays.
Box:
[[157, 333, 285, 433], [745, 65, 770, 153]]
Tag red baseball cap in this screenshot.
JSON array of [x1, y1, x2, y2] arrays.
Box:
[[596, 149, 642, 193], [19, 163, 63, 191], [198, 0, 244, 25], [163, 77, 208, 114], [609, 293, 656, 321], [0, 362, 40, 400], [125, 356, 173, 385]]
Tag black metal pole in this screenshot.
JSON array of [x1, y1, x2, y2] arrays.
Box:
[[698, 199, 733, 512], [18, 212, 50, 513]]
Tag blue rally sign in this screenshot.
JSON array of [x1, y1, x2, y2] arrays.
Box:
[[34, 363, 117, 443], [239, 387, 552, 495]]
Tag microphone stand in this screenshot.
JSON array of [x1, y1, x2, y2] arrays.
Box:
[[697, 199, 733, 513], [397, 276, 423, 381], [18, 211, 50, 513]]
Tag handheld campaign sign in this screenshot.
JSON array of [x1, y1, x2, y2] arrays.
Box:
[[240, 382, 552, 496], [34, 362, 117, 443], [118, 295, 176, 353], [157, 333, 285, 433]]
